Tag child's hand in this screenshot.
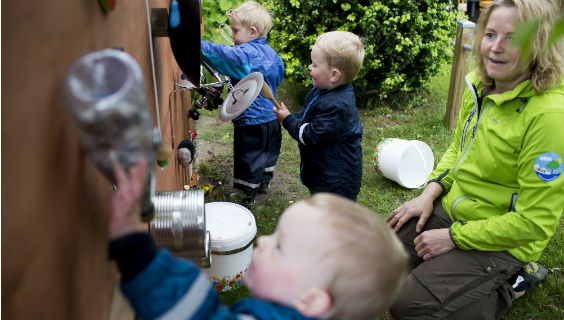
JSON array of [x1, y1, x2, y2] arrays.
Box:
[[273, 102, 291, 123], [109, 159, 149, 240]]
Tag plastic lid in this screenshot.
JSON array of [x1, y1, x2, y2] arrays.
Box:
[[205, 202, 257, 252]]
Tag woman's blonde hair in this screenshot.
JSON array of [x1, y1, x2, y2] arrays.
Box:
[[473, 0, 564, 93], [314, 31, 365, 83], [226, 1, 273, 38], [305, 193, 407, 320]]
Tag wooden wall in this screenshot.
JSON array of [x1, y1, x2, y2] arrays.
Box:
[[2, 1, 194, 318]]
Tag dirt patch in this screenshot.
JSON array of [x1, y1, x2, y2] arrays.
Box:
[[193, 116, 224, 161], [194, 115, 305, 202]]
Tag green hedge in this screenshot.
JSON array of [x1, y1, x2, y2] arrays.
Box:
[[265, 0, 458, 108], [201, 0, 243, 44]]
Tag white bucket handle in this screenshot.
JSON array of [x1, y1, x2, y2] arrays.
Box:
[[411, 142, 430, 189]]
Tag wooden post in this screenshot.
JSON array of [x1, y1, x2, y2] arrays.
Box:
[[445, 20, 476, 130]]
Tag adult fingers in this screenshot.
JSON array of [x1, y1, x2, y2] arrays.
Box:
[[386, 209, 402, 229], [386, 204, 405, 222], [414, 234, 430, 259], [416, 210, 431, 233], [392, 213, 411, 232], [414, 230, 454, 260], [414, 233, 422, 247]]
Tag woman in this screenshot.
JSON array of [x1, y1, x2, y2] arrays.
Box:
[[386, 0, 564, 318]]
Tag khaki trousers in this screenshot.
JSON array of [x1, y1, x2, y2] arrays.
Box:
[[390, 199, 524, 320]]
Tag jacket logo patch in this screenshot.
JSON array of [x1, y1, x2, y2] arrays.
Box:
[[534, 152, 563, 182]]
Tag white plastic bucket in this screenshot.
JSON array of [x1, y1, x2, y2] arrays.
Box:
[[203, 202, 257, 292], [373, 138, 434, 188]]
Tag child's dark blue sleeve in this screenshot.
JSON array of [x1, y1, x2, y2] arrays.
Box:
[[282, 113, 304, 142], [283, 100, 346, 146], [111, 233, 239, 320]]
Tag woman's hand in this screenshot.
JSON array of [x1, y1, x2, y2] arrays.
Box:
[[414, 228, 455, 260], [386, 194, 435, 232], [109, 159, 148, 240], [386, 182, 443, 233], [273, 102, 290, 123]]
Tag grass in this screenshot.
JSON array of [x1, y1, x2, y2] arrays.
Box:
[[193, 64, 564, 318]]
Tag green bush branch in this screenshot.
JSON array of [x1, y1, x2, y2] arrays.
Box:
[[266, 0, 458, 107]]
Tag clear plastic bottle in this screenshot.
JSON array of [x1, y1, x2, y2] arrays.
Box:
[[62, 49, 158, 219]]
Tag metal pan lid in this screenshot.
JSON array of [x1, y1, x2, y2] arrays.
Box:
[[218, 72, 263, 121]]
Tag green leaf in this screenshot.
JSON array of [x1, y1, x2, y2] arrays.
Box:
[[547, 16, 564, 48], [512, 18, 541, 60], [219, 0, 234, 12]]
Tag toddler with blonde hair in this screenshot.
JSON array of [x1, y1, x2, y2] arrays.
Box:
[[108, 160, 407, 320], [201, 1, 285, 207], [274, 31, 365, 201]]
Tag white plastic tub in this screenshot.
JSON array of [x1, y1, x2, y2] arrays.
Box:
[[372, 138, 434, 188], [203, 202, 257, 292]]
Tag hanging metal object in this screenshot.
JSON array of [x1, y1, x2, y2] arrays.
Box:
[[150, 189, 211, 267], [219, 72, 264, 122]]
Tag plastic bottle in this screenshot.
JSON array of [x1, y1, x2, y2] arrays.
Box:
[[62, 49, 158, 219]]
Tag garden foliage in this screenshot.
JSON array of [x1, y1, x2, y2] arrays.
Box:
[[201, 0, 243, 44], [265, 0, 458, 107]]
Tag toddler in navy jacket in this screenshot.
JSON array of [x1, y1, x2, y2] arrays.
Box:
[[274, 31, 364, 201], [108, 160, 406, 320]]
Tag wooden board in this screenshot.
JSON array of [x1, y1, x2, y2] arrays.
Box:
[[2, 1, 194, 318]]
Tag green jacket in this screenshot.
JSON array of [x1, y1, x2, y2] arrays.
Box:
[[430, 72, 564, 262]]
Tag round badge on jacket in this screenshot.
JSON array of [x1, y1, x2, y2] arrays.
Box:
[[534, 152, 563, 182]]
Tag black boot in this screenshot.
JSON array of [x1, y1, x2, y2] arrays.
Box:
[[224, 190, 256, 207]]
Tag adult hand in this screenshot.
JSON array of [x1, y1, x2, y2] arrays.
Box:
[[386, 194, 434, 233], [273, 102, 290, 123], [386, 182, 443, 233], [109, 159, 149, 240], [414, 228, 455, 260]]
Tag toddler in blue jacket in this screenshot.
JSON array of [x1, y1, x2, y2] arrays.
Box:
[[274, 31, 364, 201], [201, 1, 284, 207], [108, 160, 407, 320]]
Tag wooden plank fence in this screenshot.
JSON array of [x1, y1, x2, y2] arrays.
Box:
[[445, 19, 476, 130]]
